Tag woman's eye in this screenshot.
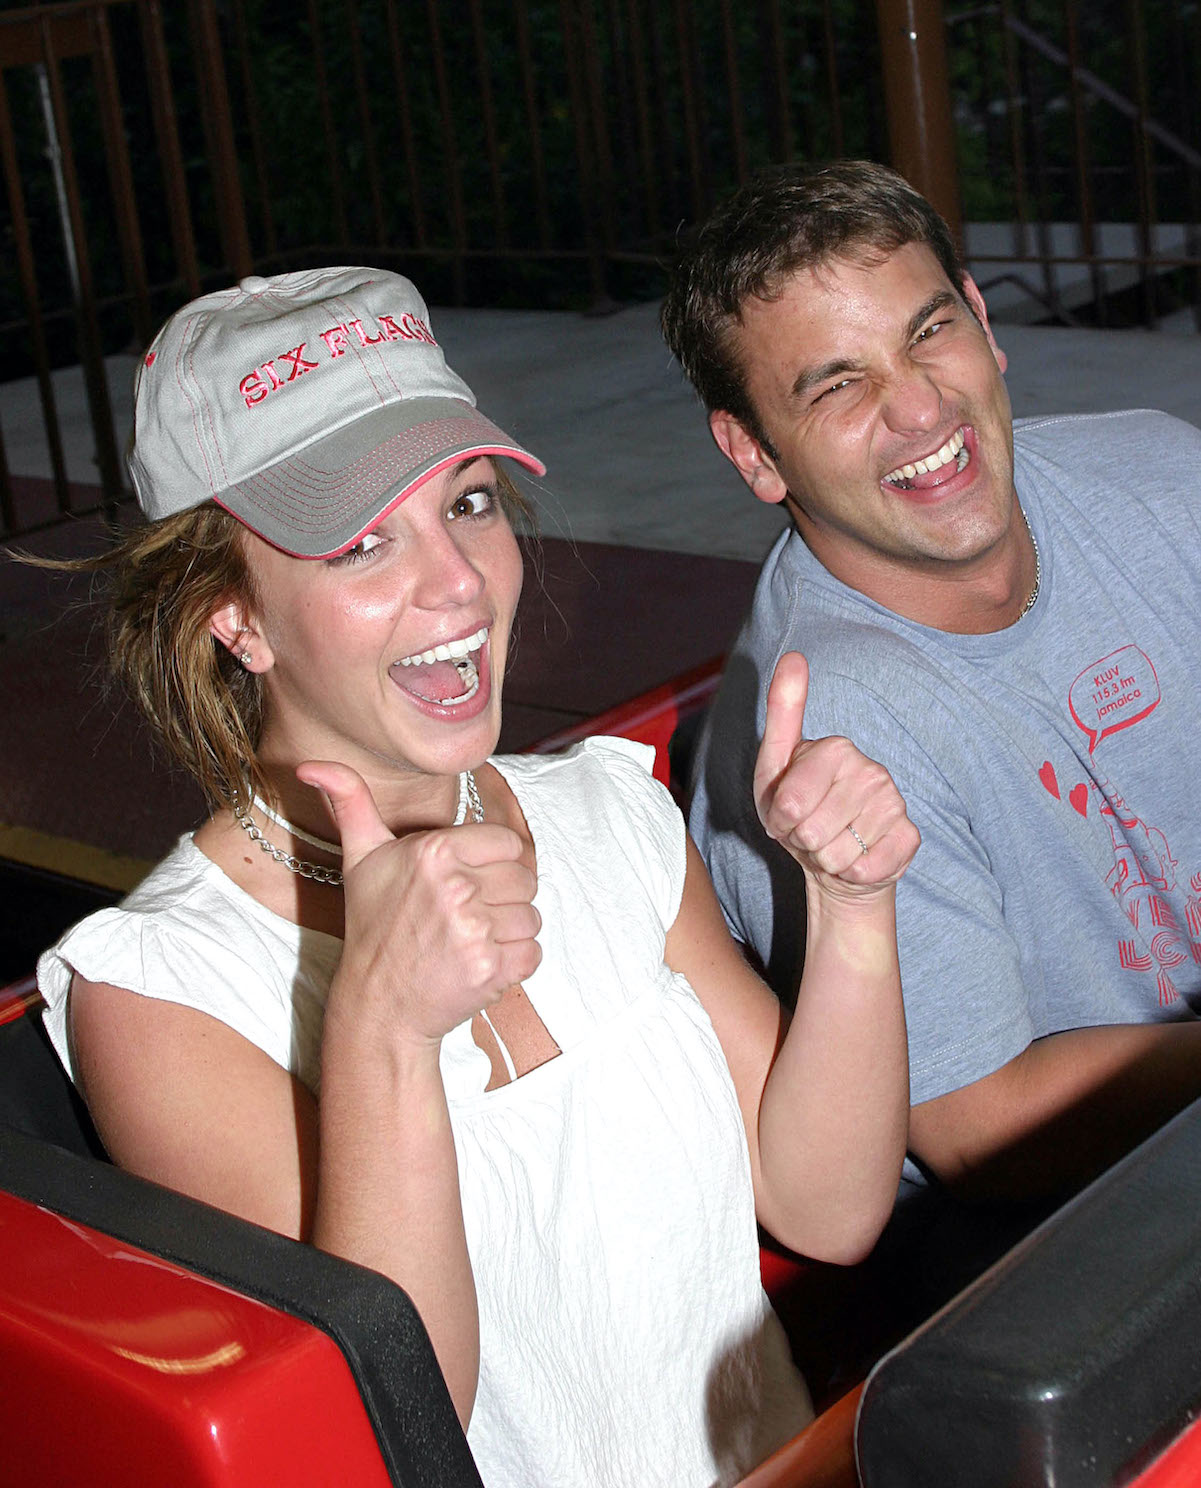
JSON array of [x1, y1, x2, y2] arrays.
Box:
[[329, 531, 385, 565], [447, 486, 495, 521]]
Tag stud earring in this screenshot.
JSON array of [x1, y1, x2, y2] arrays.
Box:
[[239, 651, 253, 667]]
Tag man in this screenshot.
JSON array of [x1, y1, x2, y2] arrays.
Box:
[[662, 159, 1201, 1211]]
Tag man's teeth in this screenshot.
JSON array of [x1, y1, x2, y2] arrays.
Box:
[[884, 427, 967, 486], [394, 626, 488, 669]]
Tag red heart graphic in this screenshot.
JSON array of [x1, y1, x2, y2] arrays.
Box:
[[1069, 783, 1089, 817], [1038, 761, 1060, 799]]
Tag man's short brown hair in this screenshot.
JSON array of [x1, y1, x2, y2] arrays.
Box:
[[660, 159, 966, 448]]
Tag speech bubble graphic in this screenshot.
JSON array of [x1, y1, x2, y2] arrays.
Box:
[[1069, 645, 1160, 753]]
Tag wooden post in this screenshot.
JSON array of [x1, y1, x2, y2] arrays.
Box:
[[874, 0, 963, 246], [185, 0, 252, 279]]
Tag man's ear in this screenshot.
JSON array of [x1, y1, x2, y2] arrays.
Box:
[[962, 274, 1008, 375], [708, 410, 788, 507], [209, 598, 272, 674]]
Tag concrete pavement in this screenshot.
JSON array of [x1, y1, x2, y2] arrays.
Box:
[[4, 300, 1199, 565]]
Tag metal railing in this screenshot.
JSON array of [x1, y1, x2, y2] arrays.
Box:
[[948, 0, 1201, 327], [1, 0, 1197, 539]]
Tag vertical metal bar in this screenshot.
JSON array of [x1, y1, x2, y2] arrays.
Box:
[[513, 0, 552, 250], [645, 0, 681, 229], [344, 0, 386, 246], [972, 9, 1000, 212], [136, 0, 201, 299], [231, 0, 277, 258], [719, 0, 749, 186], [793, 7, 820, 156], [1013, 0, 1061, 320], [557, 0, 607, 303], [1126, 0, 1157, 326], [185, 0, 252, 278], [602, 0, 638, 241], [1063, 0, 1105, 323], [36, 66, 81, 311], [1193, 0, 1201, 330], [672, 0, 706, 221], [821, 0, 845, 159], [621, 0, 658, 241], [0, 412, 15, 538], [89, 6, 153, 348], [576, 0, 618, 257], [306, 0, 349, 247], [998, 0, 1031, 260], [1178, 0, 1201, 328], [383, 0, 429, 250], [38, 16, 124, 516], [425, 0, 467, 302], [468, 0, 507, 248], [0, 66, 71, 512], [761, 0, 793, 162], [873, 0, 962, 243]]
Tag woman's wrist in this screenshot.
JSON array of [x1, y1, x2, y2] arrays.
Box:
[[323, 973, 449, 1069]]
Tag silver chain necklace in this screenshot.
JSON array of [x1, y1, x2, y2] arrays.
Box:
[[455, 768, 485, 828], [233, 769, 485, 888], [1019, 507, 1041, 618]]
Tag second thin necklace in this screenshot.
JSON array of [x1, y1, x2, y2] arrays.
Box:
[[234, 769, 485, 888]]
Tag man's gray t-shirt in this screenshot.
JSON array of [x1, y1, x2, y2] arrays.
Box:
[[690, 409, 1201, 1123]]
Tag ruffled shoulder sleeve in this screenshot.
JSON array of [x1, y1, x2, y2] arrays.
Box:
[[36, 837, 337, 1090]]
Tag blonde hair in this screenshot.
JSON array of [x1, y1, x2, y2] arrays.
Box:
[[33, 503, 267, 809], [25, 467, 533, 810]]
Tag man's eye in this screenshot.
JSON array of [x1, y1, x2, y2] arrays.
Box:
[[814, 378, 853, 404], [914, 320, 945, 344], [448, 486, 495, 520]]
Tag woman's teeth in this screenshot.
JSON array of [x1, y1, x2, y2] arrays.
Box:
[[394, 625, 489, 668], [440, 657, 480, 706]]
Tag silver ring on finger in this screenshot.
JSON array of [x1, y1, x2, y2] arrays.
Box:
[[846, 823, 869, 855]]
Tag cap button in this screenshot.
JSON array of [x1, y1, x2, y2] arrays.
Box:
[[239, 275, 271, 293]]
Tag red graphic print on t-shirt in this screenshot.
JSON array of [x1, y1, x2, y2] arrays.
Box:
[[1035, 646, 1200, 1005]]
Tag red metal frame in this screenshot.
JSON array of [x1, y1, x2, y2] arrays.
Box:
[[1131, 1415, 1201, 1488], [0, 1189, 392, 1488], [527, 655, 724, 791], [0, 973, 39, 1026]]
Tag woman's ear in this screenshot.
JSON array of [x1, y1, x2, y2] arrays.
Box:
[[209, 599, 271, 674]]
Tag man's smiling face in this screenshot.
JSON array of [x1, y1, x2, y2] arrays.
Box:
[[712, 241, 1019, 612]]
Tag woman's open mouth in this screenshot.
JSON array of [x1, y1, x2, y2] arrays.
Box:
[[391, 625, 489, 708]]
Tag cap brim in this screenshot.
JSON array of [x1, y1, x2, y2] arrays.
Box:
[[213, 397, 546, 559]]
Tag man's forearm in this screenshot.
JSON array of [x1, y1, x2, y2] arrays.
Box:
[[909, 1020, 1201, 1201]]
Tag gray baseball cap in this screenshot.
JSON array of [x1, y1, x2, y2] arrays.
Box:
[[127, 266, 546, 559]]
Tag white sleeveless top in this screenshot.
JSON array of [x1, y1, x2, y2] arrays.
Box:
[[39, 738, 811, 1486]]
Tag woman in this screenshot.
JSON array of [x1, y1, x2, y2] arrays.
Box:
[[38, 267, 919, 1486]]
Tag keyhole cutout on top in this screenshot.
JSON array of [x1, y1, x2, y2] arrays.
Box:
[[470, 985, 561, 1091]]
